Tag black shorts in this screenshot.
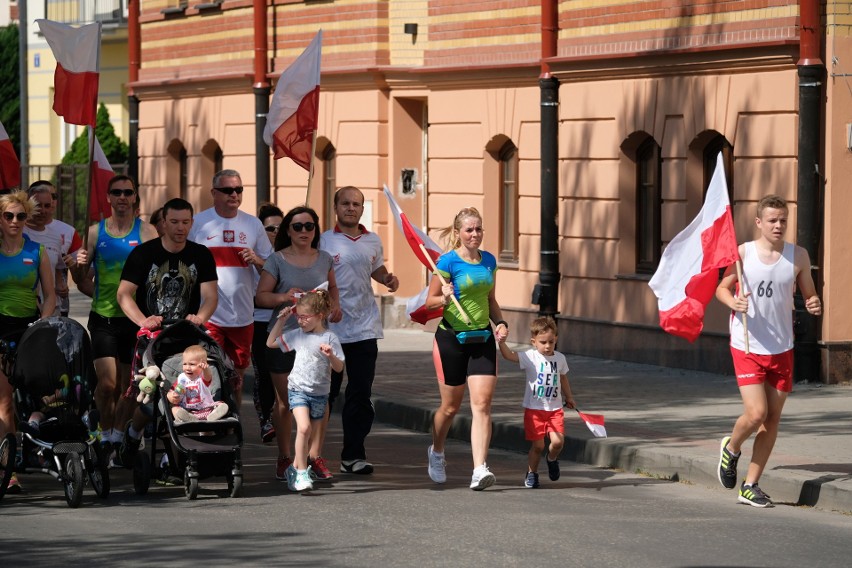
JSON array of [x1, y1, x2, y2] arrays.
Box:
[[87, 311, 138, 364], [0, 313, 39, 350], [434, 325, 497, 387], [267, 347, 296, 374]]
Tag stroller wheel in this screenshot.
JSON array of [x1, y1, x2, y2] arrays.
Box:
[[0, 433, 15, 501], [63, 452, 84, 509], [132, 452, 151, 496], [184, 467, 199, 500], [87, 444, 110, 498]]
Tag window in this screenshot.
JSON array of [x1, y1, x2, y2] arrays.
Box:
[[167, 140, 188, 200], [636, 138, 661, 273], [703, 136, 733, 204], [499, 140, 519, 262]]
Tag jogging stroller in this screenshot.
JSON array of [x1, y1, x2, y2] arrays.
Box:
[[131, 320, 243, 500], [0, 317, 108, 508]]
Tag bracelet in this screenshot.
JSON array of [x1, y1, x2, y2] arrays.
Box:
[[496, 320, 508, 329]]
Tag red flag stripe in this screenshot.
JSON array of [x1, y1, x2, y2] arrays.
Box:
[[54, 65, 99, 126], [270, 85, 319, 169]]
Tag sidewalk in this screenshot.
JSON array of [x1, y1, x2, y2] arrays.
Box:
[[371, 328, 852, 514], [65, 288, 852, 513]]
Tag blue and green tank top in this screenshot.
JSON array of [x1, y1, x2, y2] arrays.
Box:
[[92, 218, 143, 318]]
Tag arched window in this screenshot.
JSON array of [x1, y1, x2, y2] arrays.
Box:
[[167, 139, 188, 200], [499, 140, 519, 262], [703, 135, 733, 204], [636, 138, 661, 273]]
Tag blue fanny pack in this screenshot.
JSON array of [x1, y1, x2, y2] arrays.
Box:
[[455, 329, 492, 344]]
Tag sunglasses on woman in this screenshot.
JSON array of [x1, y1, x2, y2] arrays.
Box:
[[2, 211, 27, 222], [264, 225, 280, 233], [290, 222, 316, 232]]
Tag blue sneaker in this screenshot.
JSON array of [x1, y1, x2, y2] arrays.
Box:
[[285, 465, 298, 492], [524, 471, 540, 488]]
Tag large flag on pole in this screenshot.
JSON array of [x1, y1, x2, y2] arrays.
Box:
[[88, 128, 114, 221], [0, 119, 21, 189], [382, 185, 445, 324], [36, 20, 101, 126], [648, 153, 739, 342], [263, 30, 322, 170]]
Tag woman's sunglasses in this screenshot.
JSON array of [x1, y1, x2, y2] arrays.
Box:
[[290, 222, 316, 232], [264, 225, 280, 233], [2, 211, 27, 222]]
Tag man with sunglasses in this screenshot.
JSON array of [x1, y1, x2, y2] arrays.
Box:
[[71, 175, 158, 457], [189, 169, 273, 406], [320, 186, 399, 475], [24, 181, 83, 317]]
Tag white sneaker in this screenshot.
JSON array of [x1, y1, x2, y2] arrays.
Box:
[[470, 464, 496, 491], [428, 445, 446, 484], [293, 467, 314, 491]]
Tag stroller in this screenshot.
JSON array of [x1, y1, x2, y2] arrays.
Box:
[[0, 317, 109, 508], [131, 320, 243, 500]]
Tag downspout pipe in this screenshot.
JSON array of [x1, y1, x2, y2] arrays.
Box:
[[128, 0, 140, 184], [534, 0, 560, 319], [18, 0, 28, 188], [794, 0, 824, 381], [254, 0, 271, 203]]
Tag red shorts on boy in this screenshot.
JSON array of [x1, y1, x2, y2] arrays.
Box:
[[524, 408, 565, 441], [730, 347, 793, 393]]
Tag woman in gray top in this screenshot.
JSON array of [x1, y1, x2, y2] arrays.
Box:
[[255, 206, 340, 482]]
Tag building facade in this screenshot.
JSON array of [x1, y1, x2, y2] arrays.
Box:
[[131, 0, 851, 383]]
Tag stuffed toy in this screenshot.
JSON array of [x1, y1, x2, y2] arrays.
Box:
[[135, 365, 163, 404]]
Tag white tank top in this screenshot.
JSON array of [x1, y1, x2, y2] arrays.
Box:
[[730, 241, 795, 354]]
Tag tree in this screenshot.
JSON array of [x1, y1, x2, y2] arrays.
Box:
[[0, 25, 20, 152]]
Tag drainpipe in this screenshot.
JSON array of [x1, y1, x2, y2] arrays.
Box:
[[18, 0, 28, 188], [533, 0, 560, 319], [794, 0, 824, 381], [254, 0, 270, 203], [128, 0, 140, 184]]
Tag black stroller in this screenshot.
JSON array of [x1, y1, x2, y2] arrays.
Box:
[[131, 320, 243, 499], [0, 317, 109, 508]]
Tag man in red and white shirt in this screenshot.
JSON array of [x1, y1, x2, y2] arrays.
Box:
[[189, 169, 273, 405]]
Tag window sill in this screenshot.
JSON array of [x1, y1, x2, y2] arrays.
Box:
[[615, 272, 653, 282]]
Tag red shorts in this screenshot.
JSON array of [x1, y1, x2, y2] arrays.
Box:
[[730, 347, 794, 393], [523, 408, 565, 441], [206, 322, 252, 370]]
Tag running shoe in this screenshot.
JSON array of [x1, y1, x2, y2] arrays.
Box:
[[470, 463, 496, 491], [285, 465, 298, 491], [427, 445, 446, 484], [340, 459, 374, 475], [6, 473, 21, 494], [260, 420, 276, 443], [717, 436, 739, 490], [546, 457, 561, 481], [293, 468, 314, 492], [115, 421, 143, 469], [309, 456, 333, 481], [738, 482, 773, 508], [275, 456, 292, 481], [524, 471, 540, 488]]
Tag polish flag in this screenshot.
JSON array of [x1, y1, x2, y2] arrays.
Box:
[[88, 128, 114, 221], [37, 20, 101, 127], [382, 185, 445, 324], [0, 119, 20, 190], [648, 153, 739, 342], [575, 410, 607, 438], [263, 30, 322, 170]]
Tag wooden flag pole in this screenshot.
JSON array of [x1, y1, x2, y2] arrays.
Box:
[[304, 129, 318, 206], [735, 259, 749, 354], [82, 125, 97, 252], [418, 243, 472, 325]]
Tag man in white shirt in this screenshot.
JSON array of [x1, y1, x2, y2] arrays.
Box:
[[320, 186, 399, 474], [189, 169, 273, 406]]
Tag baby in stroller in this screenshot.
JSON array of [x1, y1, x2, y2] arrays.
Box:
[[166, 345, 229, 424]]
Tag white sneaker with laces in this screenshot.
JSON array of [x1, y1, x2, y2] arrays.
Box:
[[428, 445, 446, 484], [293, 467, 314, 491], [470, 463, 496, 491]]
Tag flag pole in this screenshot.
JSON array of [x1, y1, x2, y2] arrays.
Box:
[[304, 129, 318, 206], [418, 243, 472, 325], [82, 125, 96, 252], [735, 259, 750, 354]]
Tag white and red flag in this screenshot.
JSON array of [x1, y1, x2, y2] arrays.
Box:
[[88, 128, 114, 221], [382, 185, 445, 324], [648, 153, 739, 342], [575, 410, 607, 438], [263, 30, 322, 170], [36, 19, 101, 127], [0, 119, 21, 190]]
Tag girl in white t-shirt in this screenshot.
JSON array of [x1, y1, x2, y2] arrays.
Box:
[[266, 289, 344, 492], [167, 345, 229, 423]]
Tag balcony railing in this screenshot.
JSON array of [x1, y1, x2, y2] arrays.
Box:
[[45, 0, 128, 27]]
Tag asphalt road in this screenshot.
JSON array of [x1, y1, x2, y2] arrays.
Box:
[[2, 412, 850, 568]]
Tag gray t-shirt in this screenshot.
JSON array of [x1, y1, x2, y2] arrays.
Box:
[[274, 328, 344, 395], [262, 249, 334, 332]]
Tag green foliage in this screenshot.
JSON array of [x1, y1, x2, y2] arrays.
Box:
[[61, 103, 128, 165], [0, 25, 20, 151]]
